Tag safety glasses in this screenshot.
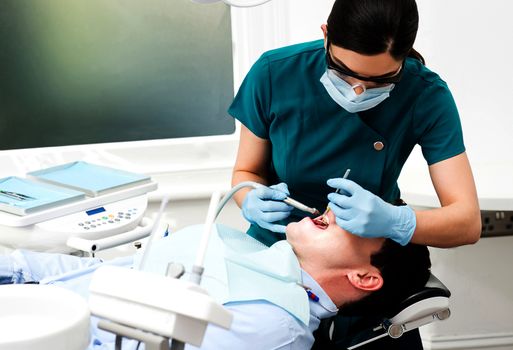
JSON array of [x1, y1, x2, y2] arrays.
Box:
[[325, 40, 404, 85]]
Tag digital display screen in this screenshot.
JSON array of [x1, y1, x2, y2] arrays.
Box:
[[0, 0, 234, 150], [86, 207, 106, 216]]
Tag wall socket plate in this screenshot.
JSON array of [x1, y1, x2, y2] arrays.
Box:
[[481, 210, 513, 237]]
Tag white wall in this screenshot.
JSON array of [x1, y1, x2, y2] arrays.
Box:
[[401, 0, 513, 210], [230, 0, 335, 89], [415, 0, 513, 164], [404, 2, 513, 348]]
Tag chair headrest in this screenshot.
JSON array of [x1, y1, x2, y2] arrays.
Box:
[[387, 273, 451, 317]]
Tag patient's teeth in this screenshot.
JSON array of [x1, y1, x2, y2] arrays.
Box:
[[312, 215, 329, 229]]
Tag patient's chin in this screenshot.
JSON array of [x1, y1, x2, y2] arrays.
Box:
[[285, 221, 299, 237]]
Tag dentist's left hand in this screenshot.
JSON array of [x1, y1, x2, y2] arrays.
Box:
[[242, 183, 294, 233], [326, 178, 416, 246]]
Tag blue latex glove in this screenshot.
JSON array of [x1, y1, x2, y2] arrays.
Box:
[[326, 178, 416, 246], [242, 183, 293, 234]]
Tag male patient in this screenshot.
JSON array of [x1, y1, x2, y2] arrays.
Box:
[[0, 210, 431, 349]]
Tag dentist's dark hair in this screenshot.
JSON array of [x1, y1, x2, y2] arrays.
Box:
[[327, 0, 425, 64]]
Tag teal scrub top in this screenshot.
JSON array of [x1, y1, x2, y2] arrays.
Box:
[[229, 40, 465, 246]]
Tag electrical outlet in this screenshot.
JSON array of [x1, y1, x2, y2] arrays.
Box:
[[481, 211, 513, 237]]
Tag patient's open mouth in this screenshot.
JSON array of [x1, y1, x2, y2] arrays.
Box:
[[312, 215, 329, 229]]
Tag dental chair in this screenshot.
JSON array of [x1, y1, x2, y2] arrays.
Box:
[[312, 272, 451, 350]]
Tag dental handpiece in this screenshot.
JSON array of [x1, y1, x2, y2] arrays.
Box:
[[249, 182, 320, 215], [283, 197, 320, 215], [215, 181, 320, 219]]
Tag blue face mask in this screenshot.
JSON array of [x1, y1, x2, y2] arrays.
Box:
[[320, 69, 395, 113]]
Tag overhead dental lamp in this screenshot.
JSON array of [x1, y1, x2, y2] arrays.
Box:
[[190, 0, 273, 7]]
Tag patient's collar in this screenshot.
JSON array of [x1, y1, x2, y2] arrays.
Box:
[[300, 270, 338, 317]]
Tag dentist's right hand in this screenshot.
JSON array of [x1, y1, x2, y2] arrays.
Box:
[[242, 182, 294, 234]]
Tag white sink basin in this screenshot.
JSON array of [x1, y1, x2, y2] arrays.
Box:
[[0, 284, 90, 350]]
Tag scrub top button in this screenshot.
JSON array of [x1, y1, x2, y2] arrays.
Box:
[[373, 141, 385, 151]]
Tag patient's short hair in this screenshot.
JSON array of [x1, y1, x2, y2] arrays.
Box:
[[342, 239, 431, 317]]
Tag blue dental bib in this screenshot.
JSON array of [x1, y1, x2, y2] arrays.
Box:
[[134, 224, 310, 325]]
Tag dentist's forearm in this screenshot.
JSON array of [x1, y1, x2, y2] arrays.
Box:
[[411, 203, 481, 248]]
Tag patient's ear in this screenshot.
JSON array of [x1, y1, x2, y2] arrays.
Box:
[[347, 270, 383, 292]]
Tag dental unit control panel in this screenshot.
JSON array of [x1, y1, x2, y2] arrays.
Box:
[[77, 206, 139, 232], [0, 192, 156, 254], [0, 162, 158, 254]]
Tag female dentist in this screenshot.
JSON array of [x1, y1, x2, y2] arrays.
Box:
[[230, 0, 481, 347]]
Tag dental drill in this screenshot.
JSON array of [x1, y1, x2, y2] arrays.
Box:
[[215, 181, 320, 219]]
